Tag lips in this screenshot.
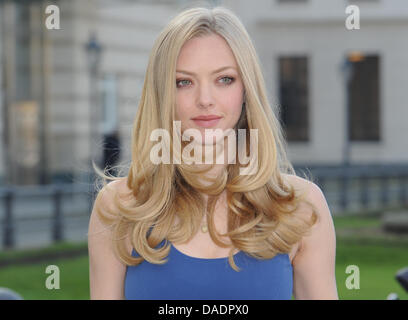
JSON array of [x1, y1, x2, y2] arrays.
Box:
[[192, 115, 222, 121], [192, 115, 222, 128]]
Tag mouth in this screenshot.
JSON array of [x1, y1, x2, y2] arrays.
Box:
[[191, 116, 222, 128]]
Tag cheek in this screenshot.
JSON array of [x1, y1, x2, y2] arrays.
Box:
[[175, 96, 191, 131], [226, 88, 244, 119], [232, 99, 243, 115], [175, 96, 187, 120]]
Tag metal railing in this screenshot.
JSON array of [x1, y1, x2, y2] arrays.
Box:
[[0, 182, 96, 249], [1, 164, 408, 250], [295, 164, 408, 214]]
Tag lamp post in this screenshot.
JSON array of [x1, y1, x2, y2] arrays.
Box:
[[340, 56, 352, 211], [341, 56, 352, 168], [85, 33, 102, 173], [85, 33, 102, 211], [340, 52, 365, 210], [341, 52, 365, 167]]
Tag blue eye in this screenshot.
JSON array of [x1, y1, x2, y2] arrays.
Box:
[[176, 76, 235, 88], [220, 76, 234, 84], [176, 79, 191, 87]]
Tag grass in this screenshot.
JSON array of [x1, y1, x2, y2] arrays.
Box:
[[335, 241, 408, 300], [332, 213, 408, 300], [332, 214, 382, 229], [1, 214, 408, 300], [0, 241, 89, 300], [0, 255, 89, 300]]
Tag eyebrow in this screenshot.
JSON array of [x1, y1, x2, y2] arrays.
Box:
[[176, 66, 237, 76]]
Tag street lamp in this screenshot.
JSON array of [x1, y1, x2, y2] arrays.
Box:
[[340, 52, 365, 210], [85, 33, 102, 76], [85, 33, 103, 212], [85, 33, 103, 173], [341, 52, 365, 167]]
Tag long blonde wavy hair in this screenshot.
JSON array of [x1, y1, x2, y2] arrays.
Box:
[[92, 6, 319, 272]]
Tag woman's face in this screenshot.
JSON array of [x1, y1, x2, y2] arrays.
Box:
[[175, 33, 245, 145]]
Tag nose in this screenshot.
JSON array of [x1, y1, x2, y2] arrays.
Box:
[[197, 82, 214, 108]]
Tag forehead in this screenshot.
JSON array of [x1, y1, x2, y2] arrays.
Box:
[[176, 33, 238, 70]]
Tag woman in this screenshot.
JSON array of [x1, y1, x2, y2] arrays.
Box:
[[88, 6, 338, 300]]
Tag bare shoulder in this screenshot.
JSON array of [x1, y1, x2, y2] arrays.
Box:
[[281, 173, 324, 263], [92, 177, 134, 250], [282, 173, 314, 198], [282, 173, 326, 216], [100, 177, 132, 203], [281, 175, 338, 299], [107, 176, 131, 193], [88, 177, 134, 299]]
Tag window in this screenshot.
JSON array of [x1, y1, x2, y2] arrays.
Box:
[[348, 54, 380, 141], [278, 56, 309, 142]]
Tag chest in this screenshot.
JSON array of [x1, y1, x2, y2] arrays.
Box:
[[172, 230, 299, 264], [172, 214, 299, 264], [171, 192, 300, 263], [172, 212, 235, 258], [126, 237, 294, 300]]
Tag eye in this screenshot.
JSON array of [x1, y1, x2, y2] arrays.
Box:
[[176, 79, 191, 87], [176, 77, 235, 88], [219, 76, 235, 85]]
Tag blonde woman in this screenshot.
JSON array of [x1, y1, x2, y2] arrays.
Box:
[[88, 6, 338, 300]]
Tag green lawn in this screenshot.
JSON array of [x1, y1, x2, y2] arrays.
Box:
[[0, 255, 89, 300], [333, 213, 408, 300], [0, 214, 407, 300], [335, 241, 408, 300], [0, 242, 89, 300]]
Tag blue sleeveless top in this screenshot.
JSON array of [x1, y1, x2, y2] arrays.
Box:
[[124, 239, 293, 300]]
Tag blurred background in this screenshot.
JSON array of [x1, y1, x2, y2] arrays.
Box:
[[0, 0, 407, 300]]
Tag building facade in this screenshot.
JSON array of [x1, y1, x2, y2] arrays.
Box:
[[1, 0, 407, 185]]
